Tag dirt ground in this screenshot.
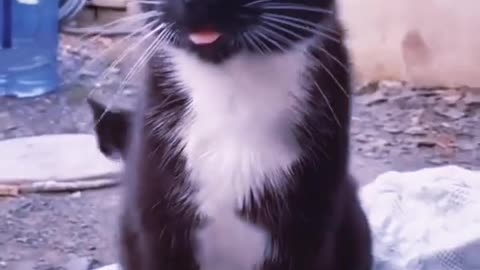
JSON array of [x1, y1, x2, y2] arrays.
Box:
[[0, 35, 479, 270]]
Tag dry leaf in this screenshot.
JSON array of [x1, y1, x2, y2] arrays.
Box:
[[0, 184, 20, 197]]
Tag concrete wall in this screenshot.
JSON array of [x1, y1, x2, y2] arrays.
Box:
[[338, 0, 480, 87]]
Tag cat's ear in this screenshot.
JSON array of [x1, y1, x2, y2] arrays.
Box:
[[87, 97, 108, 123], [87, 98, 131, 160]]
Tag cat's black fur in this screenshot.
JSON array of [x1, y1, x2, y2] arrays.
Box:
[[107, 0, 373, 269]]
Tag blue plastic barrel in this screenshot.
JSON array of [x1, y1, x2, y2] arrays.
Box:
[[0, 0, 59, 98]]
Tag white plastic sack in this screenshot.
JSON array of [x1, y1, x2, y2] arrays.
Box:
[[360, 165, 480, 270], [95, 165, 480, 270]]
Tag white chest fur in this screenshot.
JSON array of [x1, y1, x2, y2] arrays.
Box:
[[169, 47, 309, 270]]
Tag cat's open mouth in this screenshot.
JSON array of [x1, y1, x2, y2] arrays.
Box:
[[189, 31, 222, 45]]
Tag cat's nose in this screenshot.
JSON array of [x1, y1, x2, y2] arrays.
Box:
[[183, 0, 204, 8], [184, 0, 221, 10], [182, 0, 217, 29]]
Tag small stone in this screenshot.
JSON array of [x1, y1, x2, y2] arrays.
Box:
[[351, 116, 362, 122], [370, 138, 389, 148], [355, 81, 379, 95], [79, 69, 98, 77], [456, 139, 477, 151], [379, 80, 404, 89], [70, 191, 82, 198], [94, 264, 120, 270], [417, 140, 437, 148], [356, 91, 388, 106], [0, 112, 17, 131], [441, 90, 464, 105], [0, 184, 19, 196], [64, 256, 93, 270], [8, 261, 36, 270], [383, 125, 403, 134], [363, 151, 377, 158], [463, 91, 480, 106], [409, 110, 424, 125], [355, 134, 371, 143], [434, 106, 465, 120], [107, 67, 120, 74], [405, 126, 427, 136], [428, 158, 445, 165], [123, 88, 135, 96]]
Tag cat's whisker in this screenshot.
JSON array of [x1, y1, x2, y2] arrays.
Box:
[[261, 13, 339, 35], [241, 32, 264, 54], [307, 51, 349, 98], [254, 34, 273, 53], [260, 15, 341, 43], [260, 4, 333, 14], [257, 14, 348, 74], [73, 12, 161, 60], [253, 21, 349, 100], [243, 0, 271, 7], [254, 26, 291, 52], [77, 11, 160, 42], [248, 31, 272, 54], [87, 21, 165, 100], [65, 21, 157, 97], [255, 19, 304, 51], [312, 81, 341, 127], [312, 46, 349, 72], [115, 25, 171, 85], [262, 20, 304, 40], [131, 0, 166, 5], [93, 25, 174, 126], [82, 20, 157, 72]]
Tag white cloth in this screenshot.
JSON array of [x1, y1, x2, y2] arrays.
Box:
[[95, 165, 480, 270], [360, 165, 480, 270]]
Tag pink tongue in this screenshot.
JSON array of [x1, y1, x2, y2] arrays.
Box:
[[189, 31, 221, 45]]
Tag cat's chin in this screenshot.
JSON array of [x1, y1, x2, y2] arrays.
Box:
[[184, 39, 239, 64]]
